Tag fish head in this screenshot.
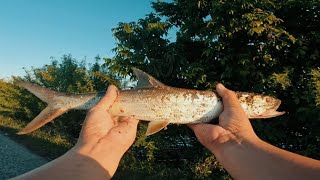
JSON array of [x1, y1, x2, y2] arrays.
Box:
[[239, 93, 285, 118]]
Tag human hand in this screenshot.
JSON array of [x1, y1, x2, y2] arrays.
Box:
[[73, 85, 139, 176], [189, 83, 258, 154]]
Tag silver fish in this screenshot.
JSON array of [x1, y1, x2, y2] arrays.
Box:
[[15, 68, 285, 135]]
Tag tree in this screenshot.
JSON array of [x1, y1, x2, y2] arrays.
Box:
[[106, 0, 320, 178], [12, 54, 120, 137], [0, 79, 22, 115]]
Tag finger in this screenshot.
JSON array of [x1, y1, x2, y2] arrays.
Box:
[[91, 85, 118, 111], [187, 123, 199, 131], [216, 83, 241, 109], [188, 123, 214, 134], [105, 116, 139, 135], [115, 116, 139, 131], [79, 85, 118, 141], [102, 117, 139, 142]]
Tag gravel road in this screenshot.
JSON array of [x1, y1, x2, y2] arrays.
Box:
[[0, 131, 48, 179]]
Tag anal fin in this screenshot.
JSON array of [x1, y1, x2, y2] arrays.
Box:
[[146, 121, 170, 136]]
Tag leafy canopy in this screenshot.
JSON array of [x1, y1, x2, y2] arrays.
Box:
[[106, 0, 320, 178]]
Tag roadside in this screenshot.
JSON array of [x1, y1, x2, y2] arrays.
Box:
[[0, 130, 47, 179], [0, 116, 73, 179]]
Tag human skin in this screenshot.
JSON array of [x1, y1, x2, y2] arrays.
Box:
[[13, 85, 139, 180], [189, 83, 320, 180]]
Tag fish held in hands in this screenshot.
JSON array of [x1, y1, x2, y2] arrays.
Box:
[[15, 68, 285, 136]]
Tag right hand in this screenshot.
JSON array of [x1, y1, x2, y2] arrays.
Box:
[[189, 83, 259, 154], [74, 85, 139, 176]]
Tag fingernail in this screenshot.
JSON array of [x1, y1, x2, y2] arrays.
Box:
[[107, 85, 117, 94], [216, 83, 226, 92], [106, 85, 112, 93]]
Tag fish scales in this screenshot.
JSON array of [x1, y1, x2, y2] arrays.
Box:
[[15, 68, 285, 135], [108, 87, 221, 124]]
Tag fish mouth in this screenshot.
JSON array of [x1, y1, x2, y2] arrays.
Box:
[[259, 99, 285, 118], [273, 99, 282, 110]]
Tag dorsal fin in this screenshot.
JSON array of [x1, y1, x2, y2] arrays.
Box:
[[132, 67, 165, 89]]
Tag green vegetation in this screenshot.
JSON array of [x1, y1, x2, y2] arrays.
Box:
[[0, 115, 72, 160], [0, 0, 319, 179], [107, 0, 320, 178], [0, 54, 118, 158]]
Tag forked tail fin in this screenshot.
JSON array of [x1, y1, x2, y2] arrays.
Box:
[[15, 81, 70, 134]]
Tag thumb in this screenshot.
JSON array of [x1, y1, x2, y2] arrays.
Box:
[[216, 83, 241, 109], [79, 85, 118, 141], [91, 85, 118, 111]]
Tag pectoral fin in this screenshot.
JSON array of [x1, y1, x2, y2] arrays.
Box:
[[146, 121, 170, 136]]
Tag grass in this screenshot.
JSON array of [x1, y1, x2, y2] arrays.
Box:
[[0, 115, 232, 179], [0, 115, 73, 160]]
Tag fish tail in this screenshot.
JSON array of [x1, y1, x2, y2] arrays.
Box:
[[15, 81, 70, 134]]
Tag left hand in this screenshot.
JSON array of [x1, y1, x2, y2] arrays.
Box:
[[73, 85, 139, 176]]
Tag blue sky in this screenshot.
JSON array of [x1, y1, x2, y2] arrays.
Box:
[[0, 0, 154, 78]]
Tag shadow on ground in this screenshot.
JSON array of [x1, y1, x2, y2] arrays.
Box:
[[0, 125, 72, 161]]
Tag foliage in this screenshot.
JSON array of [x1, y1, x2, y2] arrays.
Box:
[[22, 55, 120, 93], [0, 54, 120, 138], [0, 79, 22, 114], [1, 0, 319, 178], [311, 68, 320, 106], [0, 115, 72, 160], [105, 0, 320, 178], [269, 69, 291, 90]]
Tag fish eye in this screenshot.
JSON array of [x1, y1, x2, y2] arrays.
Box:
[[265, 97, 272, 103]]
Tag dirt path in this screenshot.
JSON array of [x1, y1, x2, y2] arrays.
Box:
[[0, 131, 48, 179]]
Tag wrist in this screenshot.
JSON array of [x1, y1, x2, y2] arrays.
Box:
[[210, 131, 261, 157], [74, 141, 124, 156], [71, 142, 124, 176]]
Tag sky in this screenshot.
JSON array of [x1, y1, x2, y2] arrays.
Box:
[[0, 0, 155, 78]]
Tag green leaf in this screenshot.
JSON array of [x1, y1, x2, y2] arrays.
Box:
[[123, 23, 133, 33], [253, 26, 264, 34], [289, 35, 296, 43]]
